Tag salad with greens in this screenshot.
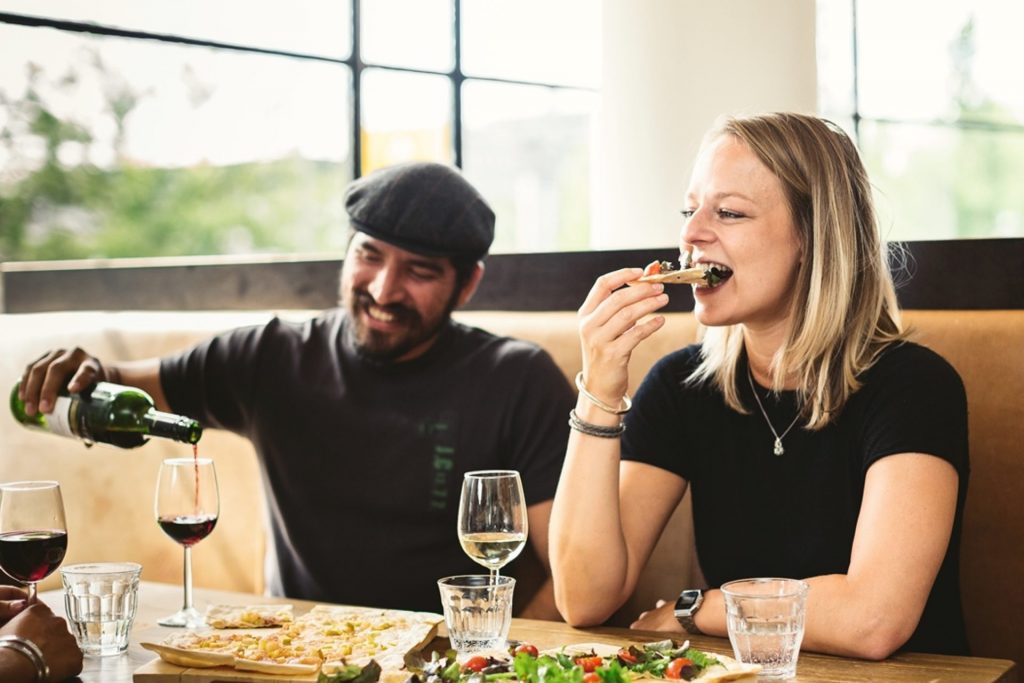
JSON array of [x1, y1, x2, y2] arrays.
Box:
[[405, 640, 724, 683]]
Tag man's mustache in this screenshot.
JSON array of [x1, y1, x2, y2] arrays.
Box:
[[353, 291, 419, 324]]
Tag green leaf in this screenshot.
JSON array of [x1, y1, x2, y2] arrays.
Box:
[[318, 660, 383, 683], [682, 648, 721, 671]]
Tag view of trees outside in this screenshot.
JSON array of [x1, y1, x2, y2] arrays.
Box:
[[5, 2, 1020, 265], [0, 24, 353, 263], [818, 0, 1024, 241], [0, 1, 599, 263]]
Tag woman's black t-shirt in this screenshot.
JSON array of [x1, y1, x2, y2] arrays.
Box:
[[622, 341, 969, 655]]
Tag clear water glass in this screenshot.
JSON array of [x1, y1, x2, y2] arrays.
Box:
[[61, 562, 141, 656], [721, 577, 809, 680], [438, 574, 515, 653]]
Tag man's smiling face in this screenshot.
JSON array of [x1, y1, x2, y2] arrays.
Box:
[[340, 233, 465, 362]]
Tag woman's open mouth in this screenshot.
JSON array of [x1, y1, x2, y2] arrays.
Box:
[[696, 262, 733, 288]]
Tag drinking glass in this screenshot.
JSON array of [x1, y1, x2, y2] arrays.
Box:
[[0, 481, 67, 604], [438, 575, 516, 653], [722, 577, 809, 680], [155, 457, 218, 628], [457, 470, 527, 581]]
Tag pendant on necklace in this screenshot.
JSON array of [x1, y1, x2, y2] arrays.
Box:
[[773, 438, 785, 456]]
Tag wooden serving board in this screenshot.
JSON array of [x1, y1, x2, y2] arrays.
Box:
[[133, 657, 317, 682]]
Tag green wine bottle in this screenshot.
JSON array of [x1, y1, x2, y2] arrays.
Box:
[[10, 380, 202, 448]]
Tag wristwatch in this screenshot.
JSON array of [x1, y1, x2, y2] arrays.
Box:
[[673, 588, 704, 634]]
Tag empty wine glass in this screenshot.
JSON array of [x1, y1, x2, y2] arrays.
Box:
[[155, 457, 218, 628], [457, 470, 527, 581], [0, 480, 68, 604]]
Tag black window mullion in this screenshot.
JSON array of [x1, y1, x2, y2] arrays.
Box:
[[452, 0, 464, 168], [851, 0, 861, 143], [0, 11, 348, 65], [352, 0, 364, 179]]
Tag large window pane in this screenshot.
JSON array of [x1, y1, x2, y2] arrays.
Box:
[[360, 69, 453, 174], [0, 24, 353, 261], [462, 82, 595, 253], [815, 0, 855, 119], [361, 0, 452, 72], [859, 120, 1024, 241], [857, 0, 1024, 126], [461, 0, 600, 88], [1, 0, 352, 59]]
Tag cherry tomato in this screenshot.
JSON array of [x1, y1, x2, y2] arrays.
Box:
[[463, 656, 489, 673], [665, 657, 695, 680], [583, 673, 602, 683], [514, 643, 539, 658], [643, 260, 662, 276], [575, 656, 604, 673], [617, 647, 639, 665]]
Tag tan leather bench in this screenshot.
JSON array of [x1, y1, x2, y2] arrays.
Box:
[[1, 308, 1020, 665]]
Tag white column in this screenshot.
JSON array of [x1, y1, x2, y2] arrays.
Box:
[[593, 0, 819, 250]]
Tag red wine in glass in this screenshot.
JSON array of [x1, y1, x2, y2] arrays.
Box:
[[155, 457, 218, 628], [158, 515, 217, 547], [0, 530, 67, 582], [0, 481, 68, 603]]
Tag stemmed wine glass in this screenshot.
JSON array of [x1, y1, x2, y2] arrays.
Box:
[[457, 470, 527, 582], [0, 481, 68, 604], [155, 457, 219, 628]]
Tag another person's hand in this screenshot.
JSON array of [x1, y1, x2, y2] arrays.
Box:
[[577, 268, 669, 406], [19, 347, 107, 416], [0, 602, 83, 682], [0, 586, 29, 625], [630, 598, 683, 632]]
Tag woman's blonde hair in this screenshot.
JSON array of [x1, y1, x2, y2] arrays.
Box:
[[689, 112, 907, 429]]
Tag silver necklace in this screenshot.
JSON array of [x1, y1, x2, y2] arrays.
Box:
[[747, 367, 801, 456]]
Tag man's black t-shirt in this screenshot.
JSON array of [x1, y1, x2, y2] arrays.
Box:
[[160, 310, 574, 612], [622, 341, 969, 655]]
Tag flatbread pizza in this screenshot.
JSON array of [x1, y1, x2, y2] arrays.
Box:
[[140, 632, 253, 668], [295, 605, 442, 670], [232, 629, 322, 674], [141, 604, 442, 677], [205, 603, 294, 628], [627, 260, 731, 287]]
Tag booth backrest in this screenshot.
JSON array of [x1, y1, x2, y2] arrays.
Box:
[[0, 308, 1021, 664]]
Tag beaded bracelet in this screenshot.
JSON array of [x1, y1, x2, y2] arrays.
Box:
[[0, 635, 49, 682], [575, 372, 632, 415], [568, 409, 626, 438]]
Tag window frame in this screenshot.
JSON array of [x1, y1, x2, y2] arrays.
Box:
[[843, 0, 1024, 165], [0, 2, 594, 180]]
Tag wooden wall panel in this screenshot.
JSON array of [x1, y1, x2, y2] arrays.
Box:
[[2, 238, 1021, 313]]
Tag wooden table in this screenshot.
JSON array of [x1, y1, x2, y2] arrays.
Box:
[[40, 582, 1017, 682]]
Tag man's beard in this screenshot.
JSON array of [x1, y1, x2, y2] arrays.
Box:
[[345, 290, 456, 362]]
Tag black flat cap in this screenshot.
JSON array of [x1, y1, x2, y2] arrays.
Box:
[[345, 161, 495, 261]]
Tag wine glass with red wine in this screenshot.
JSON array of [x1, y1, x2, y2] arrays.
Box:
[[0, 481, 68, 604], [155, 457, 218, 628]]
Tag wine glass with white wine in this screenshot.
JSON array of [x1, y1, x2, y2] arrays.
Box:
[[457, 470, 527, 580]]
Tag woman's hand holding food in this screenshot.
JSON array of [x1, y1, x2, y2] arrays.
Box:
[[576, 267, 670, 413]]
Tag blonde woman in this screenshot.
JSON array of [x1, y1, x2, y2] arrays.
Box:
[[550, 113, 968, 659]]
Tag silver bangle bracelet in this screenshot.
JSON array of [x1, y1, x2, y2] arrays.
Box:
[[575, 371, 632, 415], [0, 635, 49, 682], [568, 409, 626, 438]]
